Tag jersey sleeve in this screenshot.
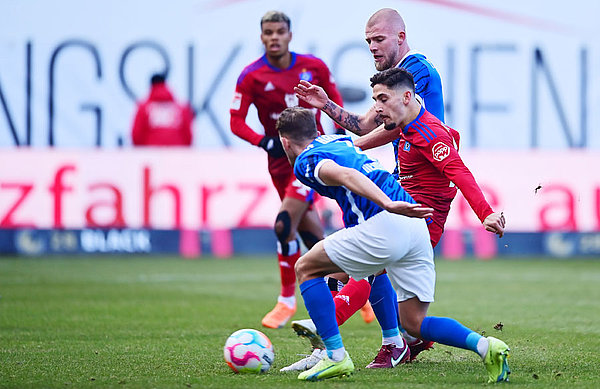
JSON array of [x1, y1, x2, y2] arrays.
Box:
[[404, 56, 445, 122], [229, 72, 263, 146], [294, 150, 330, 189], [414, 131, 493, 222]]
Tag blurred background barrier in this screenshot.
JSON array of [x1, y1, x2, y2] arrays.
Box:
[[1, 148, 599, 258], [2, 1, 599, 258]]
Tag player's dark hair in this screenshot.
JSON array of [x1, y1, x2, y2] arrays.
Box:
[[150, 73, 166, 85], [261, 11, 291, 30], [370, 67, 415, 93], [276, 107, 318, 142]]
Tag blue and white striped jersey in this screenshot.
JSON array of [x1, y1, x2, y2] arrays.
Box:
[[294, 135, 415, 228]]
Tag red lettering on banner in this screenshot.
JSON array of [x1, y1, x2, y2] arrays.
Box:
[[201, 184, 224, 226], [49, 165, 75, 228], [237, 183, 269, 227], [85, 183, 126, 227], [539, 184, 576, 231], [0, 183, 35, 228], [143, 167, 181, 228]]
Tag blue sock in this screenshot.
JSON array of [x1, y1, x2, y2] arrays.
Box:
[[369, 273, 399, 332], [299, 278, 342, 343], [420, 316, 483, 353]]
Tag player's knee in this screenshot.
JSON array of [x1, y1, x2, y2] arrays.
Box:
[[298, 229, 321, 249], [274, 211, 292, 243], [294, 256, 309, 283], [401, 314, 425, 338]]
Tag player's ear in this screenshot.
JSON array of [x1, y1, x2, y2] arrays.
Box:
[[403, 90, 412, 104], [397, 31, 405, 46]]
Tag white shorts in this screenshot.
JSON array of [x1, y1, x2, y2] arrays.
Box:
[[323, 210, 435, 303]]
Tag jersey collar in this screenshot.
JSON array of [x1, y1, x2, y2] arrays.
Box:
[[262, 52, 297, 72], [403, 106, 426, 134]]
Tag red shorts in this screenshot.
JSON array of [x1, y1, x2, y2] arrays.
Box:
[[271, 173, 316, 206]]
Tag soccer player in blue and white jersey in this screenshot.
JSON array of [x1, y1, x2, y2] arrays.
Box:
[[276, 107, 510, 382]]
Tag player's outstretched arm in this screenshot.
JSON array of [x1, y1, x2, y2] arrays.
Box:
[[483, 212, 505, 238], [317, 160, 433, 219], [295, 80, 380, 136]]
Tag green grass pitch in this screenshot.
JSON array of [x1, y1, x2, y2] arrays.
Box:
[[1, 256, 599, 388]]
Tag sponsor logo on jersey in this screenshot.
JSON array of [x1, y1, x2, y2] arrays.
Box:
[[299, 69, 313, 82], [403, 142, 411, 152], [264, 81, 275, 92], [432, 142, 450, 161], [284, 93, 298, 107], [398, 174, 413, 181], [231, 91, 242, 110]]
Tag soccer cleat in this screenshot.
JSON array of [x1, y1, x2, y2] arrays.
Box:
[[261, 302, 296, 329], [280, 348, 326, 372], [407, 338, 435, 361], [483, 336, 511, 383], [291, 319, 326, 349], [297, 351, 354, 381], [360, 301, 375, 323], [366, 342, 410, 368]]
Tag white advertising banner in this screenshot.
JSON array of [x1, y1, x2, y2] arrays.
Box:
[[1, 0, 599, 149], [1, 149, 598, 232]]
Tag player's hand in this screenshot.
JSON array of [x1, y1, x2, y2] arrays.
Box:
[[258, 136, 286, 158], [384, 201, 434, 219], [294, 80, 329, 109], [483, 212, 506, 238]]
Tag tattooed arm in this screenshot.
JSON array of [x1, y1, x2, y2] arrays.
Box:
[[295, 80, 381, 135]]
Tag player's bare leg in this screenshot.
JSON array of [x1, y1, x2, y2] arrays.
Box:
[[262, 197, 322, 329]]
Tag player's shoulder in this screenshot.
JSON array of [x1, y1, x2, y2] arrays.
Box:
[[236, 56, 268, 85], [294, 52, 329, 68], [400, 51, 440, 77], [405, 108, 451, 144]]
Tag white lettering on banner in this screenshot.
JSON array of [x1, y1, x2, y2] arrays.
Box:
[[0, 149, 599, 232]]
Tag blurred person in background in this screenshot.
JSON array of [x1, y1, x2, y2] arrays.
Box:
[[229, 10, 345, 329], [131, 73, 194, 146]]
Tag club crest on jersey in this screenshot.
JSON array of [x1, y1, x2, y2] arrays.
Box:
[[299, 69, 313, 82], [403, 142, 411, 152], [432, 142, 450, 161]]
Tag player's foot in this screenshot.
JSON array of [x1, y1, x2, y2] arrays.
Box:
[[360, 301, 375, 323], [261, 302, 296, 329], [297, 351, 354, 381], [365, 342, 410, 368], [407, 338, 435, 361], [483, 336, 511, 383], [280, 348, 325, 372], [291, 319, 325, 349]]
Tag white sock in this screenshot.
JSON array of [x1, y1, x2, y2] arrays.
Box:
[[327, 347, 346, 362], [477, 337, 489, 359], [401, 331, 418, 344], [382, 335, 404, 348], [278, 295, 296, 308]]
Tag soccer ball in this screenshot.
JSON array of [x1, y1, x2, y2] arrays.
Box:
[[223, 329, 274, 373]]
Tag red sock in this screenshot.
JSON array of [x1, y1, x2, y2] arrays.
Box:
[[334, 278, 371, 325], [278, 250, 300, 297]]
